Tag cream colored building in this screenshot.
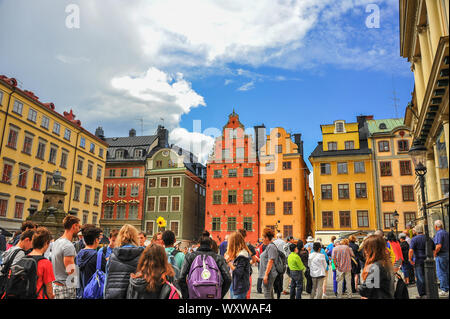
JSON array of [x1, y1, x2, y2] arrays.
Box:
[[0, 75, 108, 232], [400, 0, 449, 232]]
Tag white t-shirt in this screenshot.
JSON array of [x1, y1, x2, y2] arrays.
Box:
[[51, 238, 76, 285]]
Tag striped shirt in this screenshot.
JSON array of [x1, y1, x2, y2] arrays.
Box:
[[332, 245, 354, 273]]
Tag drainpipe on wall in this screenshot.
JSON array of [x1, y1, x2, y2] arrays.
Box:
[[371, 138, 382, 230], [0, 87, 15, 158]]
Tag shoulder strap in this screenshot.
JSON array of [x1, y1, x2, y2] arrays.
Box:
[[171, 249, 180, 257], [1, 248, 24, 274], [96, 247, 107, 271], [30, 256, 49, 299]]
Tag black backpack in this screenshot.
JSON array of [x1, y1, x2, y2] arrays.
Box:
[[2, 255, 48, 299], [394, 273, 409, 299], [0, 249, 24, 296], [271, 244, 287, 275]]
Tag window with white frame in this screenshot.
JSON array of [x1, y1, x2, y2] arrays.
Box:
[[64, 128, 71, 141], [335, 121, 345, 133], [27, 108, 37, 122], [53, 122, 61, 135], [146, 221, 155, 236], [12, 100, 23, 115], [41, 116, 50, 129], [170, 221, 180, 237]]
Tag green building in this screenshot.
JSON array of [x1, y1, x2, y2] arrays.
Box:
[[144, 145, 206, 246]]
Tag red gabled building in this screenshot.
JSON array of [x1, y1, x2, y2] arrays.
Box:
[[98, 127, 160, 235], [205, 111, 261, 244]]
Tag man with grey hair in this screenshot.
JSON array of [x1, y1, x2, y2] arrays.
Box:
[[409, 224, 436, 298], [433, 220, 449, 297]]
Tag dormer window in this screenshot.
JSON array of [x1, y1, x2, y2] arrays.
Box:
[[335, 121, 345, 133], [116, 149, 125, 159], [379, 123, 387, 129], [134, 149, 144, 157]]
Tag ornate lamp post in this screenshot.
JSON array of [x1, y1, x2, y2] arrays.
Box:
[[392, 210, 399, 239], [408, 139, 439, 299]]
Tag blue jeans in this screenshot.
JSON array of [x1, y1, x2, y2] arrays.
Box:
[[232, 293, 247, 299], [401, 261, 412, 279], [289, 270, 303, 299], [414, 263, 426, 296], [436, 253, 449, 292]]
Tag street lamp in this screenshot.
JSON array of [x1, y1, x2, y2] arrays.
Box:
[[408, 139, 439, 299], [393, 210, 399, 240]]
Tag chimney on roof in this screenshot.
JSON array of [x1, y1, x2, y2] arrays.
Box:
[[157, 125, 169, 148], [129, 128, 136, 137], [293, 133, 303, 156], [95, 127, 105, 140], [356, 115, 374, 129], [253, 124, 266, 159]]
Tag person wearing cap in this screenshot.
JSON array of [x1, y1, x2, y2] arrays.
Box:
[[408, 224, 435, 298], [304, 236, 314, 253], [399, 233, 413, 285]]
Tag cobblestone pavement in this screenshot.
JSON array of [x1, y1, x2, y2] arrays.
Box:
[[240, 265, 448, 300]]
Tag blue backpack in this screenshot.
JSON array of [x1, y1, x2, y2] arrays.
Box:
[[168, 249, 181, 280], [83, 247, 107, 299]]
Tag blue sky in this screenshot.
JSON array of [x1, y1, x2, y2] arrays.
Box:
[[0, 0, 414, 167]]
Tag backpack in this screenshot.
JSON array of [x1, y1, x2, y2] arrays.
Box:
[[167, 249, 181, 280], [166, 281, 181, 299], [271, 243, 287, 275], [0, 249, 24, 296], [83, 247, 107, 299], [394, 273, 409, 299], [2, 255, 48, 299], [187, 254, 222, 299]]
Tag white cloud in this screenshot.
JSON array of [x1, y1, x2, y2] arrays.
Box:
[[169, 127, 215, 164], [224, 79, 233, 85], [84, 67, 206, 134], [237, 81, 255, 92], [111, 67, 205, 114]]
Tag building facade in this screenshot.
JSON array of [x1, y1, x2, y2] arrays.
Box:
[[367, 118, 418, 232], [259, 127, 312, 241], [144, 144, 206, 245], [205, 111, 260, 244], [309, 116, 377, 243], [0, 75, 108, 232], [99, 127, 159, 235], [400, 0, 449, 232]]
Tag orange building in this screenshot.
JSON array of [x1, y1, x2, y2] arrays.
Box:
[[259, 127, 313, 241], [205, 111, 259, 244]]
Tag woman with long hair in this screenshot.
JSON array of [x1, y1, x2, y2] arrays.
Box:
[[225, 232, 252, 299], [104, 224, 145, 299], [127, 244, 180, 299], [359, 235, 394, 299]]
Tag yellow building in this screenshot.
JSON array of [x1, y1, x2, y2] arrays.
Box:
[[367, 118, 418, 232], [309, 116, 377, 243], [400, 0, 449, 231], [259, 127, 313, 241], [0, 75, 108, 232]]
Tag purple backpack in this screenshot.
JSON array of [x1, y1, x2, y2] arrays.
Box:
[[187, 254, 222, 299]]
